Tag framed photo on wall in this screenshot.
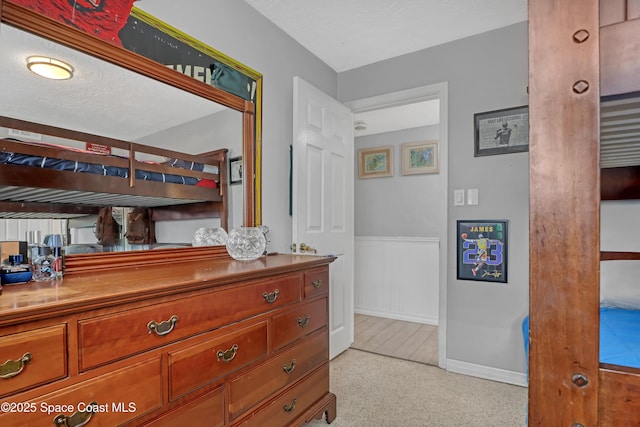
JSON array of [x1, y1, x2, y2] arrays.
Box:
[[457, 220, 508, 283], [401, 141, 439, 175], [358, 146, 393, 179], [474, 105, 529, 157], [229, 156, 242, 185]]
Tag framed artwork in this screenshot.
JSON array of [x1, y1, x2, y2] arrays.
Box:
[[229, 156, 243, 185], [474, 106, 529, 157], [401, 141, 439, 175], [457, 220, 508, 283], [358, 146, 393, 179]]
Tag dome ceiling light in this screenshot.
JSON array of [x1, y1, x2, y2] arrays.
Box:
[[26, 56, 74, 80], [354, 120, 368, 131]]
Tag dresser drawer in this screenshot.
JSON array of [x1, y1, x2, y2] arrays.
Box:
[[272, 298, 327, 351], [0, 324, 67, 398], [304, 267, 329, 299], [236, 363, 329, 427], [78, 274, 300, 370], [145, 385, 224, 427], [0, 357, 162, 426], [168, 320, 268, 401], [228, 328, 328, 420]]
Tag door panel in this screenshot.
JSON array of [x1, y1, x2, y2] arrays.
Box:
[[292, 76, 354, 358]]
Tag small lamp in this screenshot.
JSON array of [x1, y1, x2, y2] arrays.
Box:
[[26, 56, 74, 80]]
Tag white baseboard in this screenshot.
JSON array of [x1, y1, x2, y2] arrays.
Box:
[[355, 307, 438, 325], [446, 358, 528, 387]]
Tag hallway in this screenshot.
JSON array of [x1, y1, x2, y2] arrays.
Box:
[[351, 313, 438, 366]]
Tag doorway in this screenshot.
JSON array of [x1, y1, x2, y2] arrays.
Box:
[[345, 82, 449, 368]]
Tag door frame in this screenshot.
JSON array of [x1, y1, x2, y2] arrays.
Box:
[[344, 81, 449, 368]]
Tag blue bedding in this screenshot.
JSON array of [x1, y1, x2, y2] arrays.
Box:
[[523, 307, 640, 369], [0, 151, 216, 186], [600, 307, 640, 368]]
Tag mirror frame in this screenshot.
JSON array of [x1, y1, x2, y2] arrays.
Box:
[[0, 0, 262, 226]]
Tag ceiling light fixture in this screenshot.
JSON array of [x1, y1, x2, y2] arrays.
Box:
[[354, 120, 368, 131], [26, 56, 74, 80]]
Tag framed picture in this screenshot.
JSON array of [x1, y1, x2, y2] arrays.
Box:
[[474, 106, 529, 157], [358, 146, 393, 179], [401, 141, 439, 175], [229, 156, 243, 185], [456, 220, 508, 283]]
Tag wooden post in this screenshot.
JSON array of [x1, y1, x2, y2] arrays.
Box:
[[529, 0, 600, 425]]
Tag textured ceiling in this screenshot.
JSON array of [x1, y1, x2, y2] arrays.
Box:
[[244, 0, 528, 72], [0, 24, 222, 144]]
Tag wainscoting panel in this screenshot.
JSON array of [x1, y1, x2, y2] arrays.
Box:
[[355, 236, 439, 325], [0, 219, 66, 242]]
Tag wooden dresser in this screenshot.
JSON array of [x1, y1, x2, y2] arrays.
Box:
[[0, 252, 336, 426]]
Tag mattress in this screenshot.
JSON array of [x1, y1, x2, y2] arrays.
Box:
[[522, 307, 640, 369], [600, 307, 640, 368], [0, 151, 218, 187]]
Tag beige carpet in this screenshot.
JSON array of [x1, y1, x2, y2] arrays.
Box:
[[306, 349, 527, 427]]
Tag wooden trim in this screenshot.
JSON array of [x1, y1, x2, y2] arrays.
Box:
[[601, 166, 640, 199], [0, 201, 97, 216], [301, 392, 337, 424], [529, 0, 600, 425], [601, 251, 640, 261], [599, 368, 640, 427], [64, 246, 231, 275], [243, 101, 256, 226]]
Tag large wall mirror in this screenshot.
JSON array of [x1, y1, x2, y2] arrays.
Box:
[[0, 1, 262, 262]]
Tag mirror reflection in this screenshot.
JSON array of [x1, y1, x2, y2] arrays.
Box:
[[0, 23, 246, 255]]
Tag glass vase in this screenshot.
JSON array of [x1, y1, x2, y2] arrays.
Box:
[[226, 227, 266, 260], [192, 227, 228, 246]]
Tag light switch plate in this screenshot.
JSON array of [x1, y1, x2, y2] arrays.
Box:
[[454, 189, 465, 206], [467, 189, 479, 205]]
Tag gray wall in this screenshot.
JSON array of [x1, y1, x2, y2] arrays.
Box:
[[355, 125, 440, 237], [137, 2, 528, 375], [137, 0, 338, 252], [340, 22, 530, 374]]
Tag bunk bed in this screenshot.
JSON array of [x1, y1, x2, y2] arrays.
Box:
[[529, 1, 640, 426], [0, 115, 229, 231]]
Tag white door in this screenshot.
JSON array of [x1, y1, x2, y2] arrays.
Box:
[[292, 76, 354, 359]]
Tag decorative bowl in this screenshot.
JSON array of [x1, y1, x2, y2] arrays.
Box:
[[225, 227, 266, 260]]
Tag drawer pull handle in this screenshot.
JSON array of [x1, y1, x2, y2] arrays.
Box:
[[147, 315, 179, 336], [217, 344, 239, 363], [263, 289, 280, 303], [312, 279, 323, 289], [283, 398, 297, 413], [282, 359, 297, 374], [297, 314, 311, 328], [0, 352, 32, 379], [53, 401, 97, 427]]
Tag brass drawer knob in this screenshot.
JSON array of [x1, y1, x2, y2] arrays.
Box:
[[282, 359, 297, 374], [283, 398, 297, 413], [297, 314, 311, 328], [147, 315, 178, 336], [53, 401, 97, 427], [312, 279, 323, 289], [263, 289, 279, 303], [0, 352, 32, 379], [216, 344, 239, 363]]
